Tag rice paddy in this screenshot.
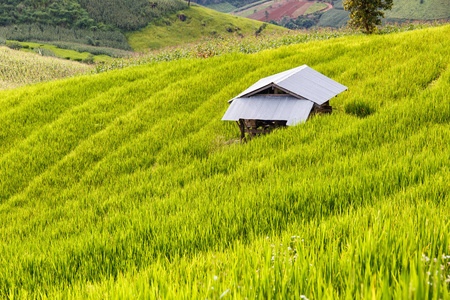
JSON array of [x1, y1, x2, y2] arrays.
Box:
[[0, 24, 449, 299], [0, 46, 91, 90]]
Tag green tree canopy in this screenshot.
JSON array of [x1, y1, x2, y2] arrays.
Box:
[[343, 0, 393, 34]]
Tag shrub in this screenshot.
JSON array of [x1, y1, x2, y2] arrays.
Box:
[[33, 47, 58, 57], [6, 41, 22, 50], [82, 54, 95, 64]]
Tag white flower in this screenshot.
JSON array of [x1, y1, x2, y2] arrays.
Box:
[[300, 295, 309, 300], [213, 275, 218, 281]]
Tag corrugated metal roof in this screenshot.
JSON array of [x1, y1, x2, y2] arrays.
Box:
[[222, 96, 314, 126], [230, 65, 347, 105]]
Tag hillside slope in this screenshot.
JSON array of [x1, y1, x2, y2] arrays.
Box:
[[127, 5, 285, 51], [0, 46, 90, 90], [0, 0, 187, 51], [386, 0, 450, 20], [0, 25, 449, 298], [319, 0, 450, 28]]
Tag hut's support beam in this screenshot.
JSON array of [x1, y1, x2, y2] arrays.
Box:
[[237, 119, 247, 143]]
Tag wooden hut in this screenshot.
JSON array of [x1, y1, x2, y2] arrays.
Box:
[[222, 65, 347, 141]]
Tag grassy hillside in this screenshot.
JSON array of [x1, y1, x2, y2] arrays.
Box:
[[0, 0, 187, 31], [0, 25, 450, 299], [386, 0, 450, 20], [8, 41, 118, 63], [127, 5, 285, 51], [317, 8, 349, 27], [0, 0, 187, 53], [0, 46, 90, 90], [319, 0, 450, 28]]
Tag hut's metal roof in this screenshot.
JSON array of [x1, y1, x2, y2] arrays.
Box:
[[230, 65, 347, 105], [221, 96, 314, 126]]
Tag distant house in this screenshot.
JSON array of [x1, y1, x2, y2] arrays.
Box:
[[222, 65, 347, 141]]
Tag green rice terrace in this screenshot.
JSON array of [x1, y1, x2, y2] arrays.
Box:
[[0, 24, 450, 299]]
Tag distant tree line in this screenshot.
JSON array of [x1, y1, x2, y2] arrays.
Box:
[[0, 0, 188, 51], [77, 0, 187, 31], [0, 24, 132, 50], [0, 0, 95, 28], [1, 0, 187, 31]]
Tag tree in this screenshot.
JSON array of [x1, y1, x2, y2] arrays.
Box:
[[343, 0, 393, 34]]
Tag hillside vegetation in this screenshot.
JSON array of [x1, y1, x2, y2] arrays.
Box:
[[0, 0, 187, 52], [0, 25, 450, 298], [127, 5, 285, 51], [386, 0, 450, 20], [0, 46, 90, 90], [319, 0, 450, 28]]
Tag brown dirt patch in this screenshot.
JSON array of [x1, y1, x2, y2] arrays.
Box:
[[247, 0, 312, 22]]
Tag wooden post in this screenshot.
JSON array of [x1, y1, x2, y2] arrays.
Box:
[[237, 119, 247, 143]]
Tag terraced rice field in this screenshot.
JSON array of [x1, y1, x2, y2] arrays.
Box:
[[1, 24, 450, 298], [0, 46, 91, 90]]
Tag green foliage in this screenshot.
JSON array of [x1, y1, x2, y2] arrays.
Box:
[[323, 0, 450, 28], [333, 0, 344, 9], [0, 46, 90, 90], [13, 41, 116, 63], [317, 8, 350, 27], [270, 14, 321, 30], [82, 54, 95, 64], [232, 0, 272, 16], [386, 0, 450, 20], [6, 41, 23, 50], [0, 0, 189, 50], [0, 24, 131, 50], [126, 5, 285, 51], [0, 24, 449, 298], [33, 47, 57, 57], [106, 22, 438, 73], [254, 22, 267, 36], [0, 0, 95, 28], [77, 0, 187, 31], [0, 0, 187, 31], [205, 2, 237, 13], [343, 0, 394, 33], [46, 41, 133, 58]]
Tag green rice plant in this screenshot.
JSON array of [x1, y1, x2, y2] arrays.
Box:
[[344, 100, 375, 118], [0, 24, 449, 299], [0, 46, 91, 90], [101, 22, 443, 74]]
